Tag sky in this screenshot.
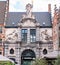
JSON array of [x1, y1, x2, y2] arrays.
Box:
[[0, 0, 60, 14], [9, 0, 60, 12]]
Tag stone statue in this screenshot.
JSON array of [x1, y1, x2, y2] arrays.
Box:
[[26, 3, 32, 17], [22, 3, 35, 19]]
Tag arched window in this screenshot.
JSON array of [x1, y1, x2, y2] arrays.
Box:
[[10, 48, 14, 54], [43, 49, 47, 55], [0, 48, 2, 55], [0, 52, 2, 55]]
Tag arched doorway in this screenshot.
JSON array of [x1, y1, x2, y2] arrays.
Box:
[[21, 49, 36, 65]]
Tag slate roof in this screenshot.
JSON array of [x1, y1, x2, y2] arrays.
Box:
[[6, 12, 52, 27]]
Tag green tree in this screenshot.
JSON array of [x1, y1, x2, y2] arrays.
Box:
[[0, 61, 15, 65], [54, 56, 60, 65], [32, 58, 48, 65]]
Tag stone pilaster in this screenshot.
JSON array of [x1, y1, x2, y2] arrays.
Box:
[[27, 28, 30, 43], [15, 43, 21, 65], [18, 28, 21, 42], [36, 27, 40, 42]]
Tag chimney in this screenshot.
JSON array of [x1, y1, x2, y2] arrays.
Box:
[[4, 0, 9, 25], [48, 4, 51, 13], [6, 0, 9, 12]]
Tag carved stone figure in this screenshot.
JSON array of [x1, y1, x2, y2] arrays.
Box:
[[22, 3, 35, 19], [6, 30, 18, 42], [41, 29, 52, 42]]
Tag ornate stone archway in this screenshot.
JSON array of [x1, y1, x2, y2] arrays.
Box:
[[21, 49, 36, 65]]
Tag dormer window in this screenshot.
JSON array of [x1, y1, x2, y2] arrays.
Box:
[[12, 22, 15, 26], [43, 22, 45, 26]]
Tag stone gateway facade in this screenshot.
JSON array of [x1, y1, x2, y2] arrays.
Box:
[[4, 3, 53, 65], [0, 0, 60, 65]]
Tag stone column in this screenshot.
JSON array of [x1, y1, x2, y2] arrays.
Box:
[[15, 43, 21, 65], [18, 27, 21, 42], [4, 43, 8, 56], [19, 47, 21, 65], [36, 24, 40, 58], [27, 28, 30, 44]]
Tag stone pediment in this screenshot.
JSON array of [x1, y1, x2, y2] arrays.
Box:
[[19, 18, 39, 27], [18, 3, 38, 27], [21, 18, 36, 23]]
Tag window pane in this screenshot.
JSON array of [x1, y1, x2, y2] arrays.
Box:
[[30, 29, 36, 34], [21, 29, 27, 43], [22, 29, 25, 33], [10, 48, 14, 54], [43, 49, 47, 55], [30, 29, 36, 42], [0, 27, 2, 33], [25, 30, 27, 33], [0, 39, 2, 43], [22, 29, 27, 33]]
